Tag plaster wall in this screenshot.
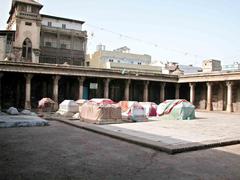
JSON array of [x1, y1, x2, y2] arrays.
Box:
[[0, 36, 6, 60], [42, 17, 82, 31]]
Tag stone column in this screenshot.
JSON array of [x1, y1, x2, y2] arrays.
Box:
[[78, 77, 85, 99], [104, 78, 111, 98], [0, 73, 3, 111], [189, 83, 196, 105], [143, 81, 149, 102], [124, 79, 131, 100], [206, 82, 213, 111], [160, 82, 166, 102], [226, 81, 233, 112], [24, 74, 33, 110], [175, 84, 180, 99], [53, 75, 61, 110]]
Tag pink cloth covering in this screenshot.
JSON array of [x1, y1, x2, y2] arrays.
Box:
[[80, 102, 122, 124]]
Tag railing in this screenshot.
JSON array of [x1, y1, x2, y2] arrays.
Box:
[[41, 25, 87, 37], [18, 11, 39, 18]]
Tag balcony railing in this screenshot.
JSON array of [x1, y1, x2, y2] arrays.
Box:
[[17, 11, 40, 19], [41, 25, 87, 37]]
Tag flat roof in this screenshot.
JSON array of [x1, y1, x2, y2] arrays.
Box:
[[41, 14, 85, 24]]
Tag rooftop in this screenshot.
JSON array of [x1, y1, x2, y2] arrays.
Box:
[[41, 14, 85, 24]]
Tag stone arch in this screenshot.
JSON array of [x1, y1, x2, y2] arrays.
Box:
[[22, 38, 32, 62]]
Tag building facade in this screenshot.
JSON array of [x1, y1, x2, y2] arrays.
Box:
[[1, 0, 87, 65], [0, 1, 240, 114], [39, 15, 87, 66], [88, 45, 162, 74]]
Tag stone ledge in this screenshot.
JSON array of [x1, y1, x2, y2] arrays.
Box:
[[47, 117, 240, 155]]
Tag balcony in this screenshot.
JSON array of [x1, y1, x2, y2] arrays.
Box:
[[41, 25, 87, 38]]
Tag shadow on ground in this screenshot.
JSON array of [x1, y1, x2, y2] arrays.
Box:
[[0, 121, 240, 180]]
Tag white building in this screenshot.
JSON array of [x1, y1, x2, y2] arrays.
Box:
[[222, 62, 240, 71]]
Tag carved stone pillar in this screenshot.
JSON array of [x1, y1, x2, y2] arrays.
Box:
[[104, 78, 111, 99], [189, 83, 196, 105], [226, 81, 233, 112], [206, 82, 213, 111], [24, 74, 33, 110], [0, 73, 3, 111], [53, 75, 61, 110], [160, 82, 166, 102], [175, 84, 180, 99], [124, 79, 131, 100], [78, 77, 85, 99], [143, 81, 149, 102]]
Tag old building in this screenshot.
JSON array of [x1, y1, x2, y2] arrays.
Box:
[[40, 15, 87, 65], [2, 0, 87, 65], [202, 59, 222, 72], [87, 45, 162, 74], [0, 31, 15, 61], [0, 0, 240, 114]]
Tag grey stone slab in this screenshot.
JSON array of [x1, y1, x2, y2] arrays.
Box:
[[0, 115, 49, 128], [52, 111, 240, 154]]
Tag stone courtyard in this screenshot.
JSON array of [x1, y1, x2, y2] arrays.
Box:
[[1, 119, 240, 180], [102, 111, 240, 146], [57, 111, 240, 154]]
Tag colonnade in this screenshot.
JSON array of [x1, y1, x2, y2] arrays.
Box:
[[0, 73, 236, 112]]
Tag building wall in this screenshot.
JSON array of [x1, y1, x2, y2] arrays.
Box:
[[14, 19, 41, 50], [110, 62, 162, 73], [202, 59, 222, 72], [90, 50, 151, 67], [89, 50, 160, 73], [233, 83, 240, 112], [0, 36, 6, 60], [41, 17, 83, 31], [195, 83, 207, 109], [212, 83, 225, 111], [40, 30, 86, 66]]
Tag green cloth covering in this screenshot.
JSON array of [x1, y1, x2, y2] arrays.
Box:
[[158, 100, 195, 120]]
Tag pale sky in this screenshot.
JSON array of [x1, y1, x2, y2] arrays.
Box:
[[1, 0, 240, 66]]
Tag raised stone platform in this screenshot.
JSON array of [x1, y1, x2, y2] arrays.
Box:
[[0, 114, 49, 128], [53, 111, 240, 154]]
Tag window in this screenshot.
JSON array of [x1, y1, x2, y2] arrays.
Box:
[[25, 22, 32, 26], [48, 22, 52, 27], [27, 5, 32, 13], [45, 42, 52, 47], [61, 44, 67, 49], [62, 24, 66, 29], [109, 59, 114, 62], [22, 38, 32, 62], [138, 62, 142, 65]]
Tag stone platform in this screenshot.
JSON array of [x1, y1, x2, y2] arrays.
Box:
[[53, 111, 240, 154], [0, 114, 49, 128]]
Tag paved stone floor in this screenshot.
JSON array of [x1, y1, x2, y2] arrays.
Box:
[[1, 121, 240, 180], [100, 111, 240, 151]]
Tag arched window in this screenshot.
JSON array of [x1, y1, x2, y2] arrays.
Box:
[[22, 38, 32, 62]]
